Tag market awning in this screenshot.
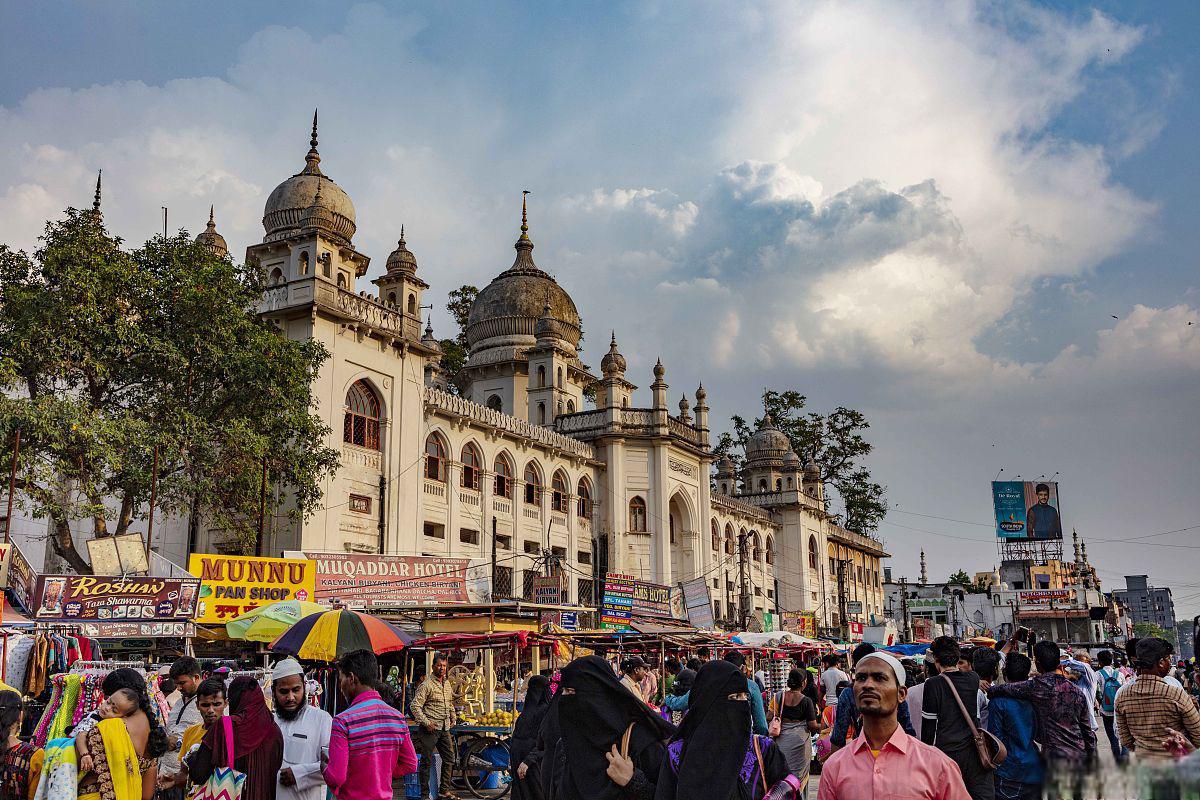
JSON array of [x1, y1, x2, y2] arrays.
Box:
[[409, 631, 558, 650]]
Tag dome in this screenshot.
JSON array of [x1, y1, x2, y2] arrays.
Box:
[[601, 332, 627, 376], [716, 454, 736, 478], [745, 412, 790, 467], [466, 196, 581, 351], [262, 112, 356, 245], [783, 450, 801, 468], [195, 206, 228, 258], [385, 226, 418, 274]]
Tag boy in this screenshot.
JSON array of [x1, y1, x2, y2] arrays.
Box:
[[76, 688, 139, 775]]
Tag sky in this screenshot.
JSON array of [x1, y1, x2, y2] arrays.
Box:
[[1, 1, 1197, 621]]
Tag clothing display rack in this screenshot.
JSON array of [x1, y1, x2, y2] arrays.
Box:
[[30, 659, 156, 747]]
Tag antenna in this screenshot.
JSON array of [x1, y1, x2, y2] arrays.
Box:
[[161, 207, 168, 239], [994, 468, 1004, 482]]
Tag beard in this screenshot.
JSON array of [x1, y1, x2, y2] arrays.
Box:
[[276, 695, 307, 721]]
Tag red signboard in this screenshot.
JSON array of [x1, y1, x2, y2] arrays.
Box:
[[299, 552, 473, 607]]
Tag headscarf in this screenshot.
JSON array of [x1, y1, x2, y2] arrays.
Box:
[[510, 675, 553, 766], [204, 676, 283, 800], [667, 659, 752, 800], [556, 656, 675, 800], [672, 668, 696, 697]]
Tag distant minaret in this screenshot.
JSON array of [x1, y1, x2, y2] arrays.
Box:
[[919, 550, 928, 584], [1072, 528, 1082, 564]]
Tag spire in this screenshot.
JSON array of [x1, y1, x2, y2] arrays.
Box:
[[520, 190, 530, 240], [207, 205, 216, 229], [509, 189, 539, 273], [195, 204, 228, 257], [92, 170, 102, 215], [399, 224, 405, 245], [919, 549, 928, 584], [303, 109, 322, 175]]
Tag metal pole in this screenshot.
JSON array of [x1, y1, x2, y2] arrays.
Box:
[[145, 445, 159, 564], [256, 455, 267, 556], [4, 429, 20, 545], [900, 577, 910, 643], [491, 515, 498, 599], [837, 558, 848, 642], [737, 532, 750, 629]]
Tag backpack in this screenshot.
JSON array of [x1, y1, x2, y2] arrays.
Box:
[[1100, 668, 1121, 714]]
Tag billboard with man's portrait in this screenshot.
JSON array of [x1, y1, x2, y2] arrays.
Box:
[[992, 480, 1063, 541]]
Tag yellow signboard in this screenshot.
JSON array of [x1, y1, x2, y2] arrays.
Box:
[[187, 554, 316, 625]]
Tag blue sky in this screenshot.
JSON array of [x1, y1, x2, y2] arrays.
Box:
[[2, 1, 1197, 620]]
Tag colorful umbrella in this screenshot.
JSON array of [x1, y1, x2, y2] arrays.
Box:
[[268, 608, 415, 661], [225, 600, 325, 642]]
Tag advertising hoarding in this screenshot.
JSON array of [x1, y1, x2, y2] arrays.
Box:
[[189, 554, 316, 624], [1017, 589, 1073, 609], [781, 611, 817, 637], [33, 575, 200, 622], [7, 544, 35, 613], [289, 552, 490, 608], [992, 480, 1063, 541], [680, 577, 715, 629], [601, 573, 635, 630]]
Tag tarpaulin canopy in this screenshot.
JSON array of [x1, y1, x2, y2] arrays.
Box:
[[409, 631, 557, 650], [881, 643, 931, 656]]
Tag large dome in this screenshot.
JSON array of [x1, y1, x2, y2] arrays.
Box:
[[466, 202, 581, 351], [262, 113, 356, 245], [745, 413, 791, 467]]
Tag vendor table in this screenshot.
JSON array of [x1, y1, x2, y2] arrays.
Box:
[[409, 723, 512, 798]]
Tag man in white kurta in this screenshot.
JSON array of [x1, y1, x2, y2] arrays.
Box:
[[272, 658, 333, 800]]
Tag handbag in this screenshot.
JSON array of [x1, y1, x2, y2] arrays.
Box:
[[194, 716, 246, 800], [751, 734, 806, 799], [768, 692, 783, 738], [939, 674, 1007, 770]]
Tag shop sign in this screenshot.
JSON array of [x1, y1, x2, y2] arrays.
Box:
[[762, 611, 776, 633], [558, 611, 579, 630], [781, 611, 817, 637], [532, 575, 564, 606], [679, 577, 715, 629], [33, 575, 200, 622], [6, 543, 35, 613], [848, 621, 864, 640], [601, 573, 635, 630], [0, 543, 11, 588], [1018, 589, 1073, 608], [188, 554, 315, 624], [79, 621, 196, 638], [628, 577, 675, 618], [289, 552, 487, 608], [846, 600, 863, 615]]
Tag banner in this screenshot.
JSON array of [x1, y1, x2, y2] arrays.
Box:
[[33, 575, 200, 622], [532, 574, 564, 606], [1018, 589, 1073, 609], [7, 543, 35, 613], [601, 573, 635, 630], [189, 554, 315, 624], [289, 552, 489, 608], [781, 611, 817, 637], [992, 480, 1064, 541], [679, 577, 715, 629], [78, 621, 196, 638]]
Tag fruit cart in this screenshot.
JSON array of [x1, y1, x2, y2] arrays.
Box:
[[408, 630, 561, 799]]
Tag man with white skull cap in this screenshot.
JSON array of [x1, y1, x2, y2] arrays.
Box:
[[272, 657, 333, 800], [818, 650, 971, 800]]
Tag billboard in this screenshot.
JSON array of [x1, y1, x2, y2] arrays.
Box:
[[189, 554, 316, 624], [679, 577, 715, 629], [992, 480, 1063, 541], [289, 552, 490, 608], [600, 573, 635, 630], [33, 575, 200, 622]]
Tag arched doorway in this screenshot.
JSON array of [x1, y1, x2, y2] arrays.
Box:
[[668, 491, 694, 583]]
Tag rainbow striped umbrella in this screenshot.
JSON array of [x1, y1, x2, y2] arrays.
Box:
[[268, 608, 414, 662]]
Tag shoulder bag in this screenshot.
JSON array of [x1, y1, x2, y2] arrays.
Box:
[[939, 673, 1007, 770], [194, 716, 246, 800], [768, 692, 783, 737], [751, 735, 805, 799]]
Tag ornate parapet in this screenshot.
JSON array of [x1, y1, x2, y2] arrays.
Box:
[[712, 492, 774, 523], [425, 387, 596, 460], [259, 278, 423, 342], [553, 407, 706, 449], [827, 524, 889, 558]]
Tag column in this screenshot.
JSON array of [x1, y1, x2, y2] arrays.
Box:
[[605, 439, 625, 575], [652, 442, 671, 586]]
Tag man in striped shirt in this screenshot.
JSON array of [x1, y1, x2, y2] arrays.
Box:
[[1115, 637, 1200, 760], [324, 649, 418, 800]]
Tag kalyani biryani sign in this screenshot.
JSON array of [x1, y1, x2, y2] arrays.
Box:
[[288, 552, 490, 608]]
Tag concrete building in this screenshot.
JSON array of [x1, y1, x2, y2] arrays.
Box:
[[1112, 575, 1177, 634]]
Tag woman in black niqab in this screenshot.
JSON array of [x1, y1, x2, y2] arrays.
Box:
[[556, 655, 675, 800], [654, 660, 790, 800], [510, 674, 553, 800]]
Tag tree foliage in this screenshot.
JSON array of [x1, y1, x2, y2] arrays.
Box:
[[0, 208, 340, 571], [1132, 621, 1177, 645], [439, 284, 478, 379], [715, 389, 887, 535]]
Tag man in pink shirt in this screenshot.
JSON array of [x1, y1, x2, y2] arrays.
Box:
[[323, 649, 418, 800], [819, 651, 971, 800]]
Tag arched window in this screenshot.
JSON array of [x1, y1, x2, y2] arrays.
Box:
[[322, 257, 331, 278], [765, 536, 775, 565], [537, 365, 546, 388], [551, 471, 569, 513], [629, 497, 647, 532], [724, 524, 734, 555], [270, 267, 284, 284], [577, 479, 592, 518], [566, 399, 575, 414], [337, 273, 347, 289], [424, 434, 447, 481], [523, 462, 543, 505], [752, 531, 762, 562], [669, 514, 676, 544], [758, 479, 767, 491], [486, 395, 503, 412], [387, 292, 396, 306], [775, 478, 782, 491], [494, 453, 513, 498], [787, 477, 794, 489], [711, 519, 719, 551], [299, 251, 310, 275], [460, 443, 482, 490], [621, 397, 629, 408], [343, 381, 382, 450], [808, 535, 818, 570], [537, 403, 546, 424], [407, 293, 416, 315], [556, 367, 563, 386]]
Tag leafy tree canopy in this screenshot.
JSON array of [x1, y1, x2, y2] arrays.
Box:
[[1132, 621, 1177, 645], [0, 207, 339, 571], [715, 389, 887, 535], [438, 284, 478, 379]]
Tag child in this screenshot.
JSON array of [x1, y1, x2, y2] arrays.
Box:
[[76, 688, 139, 775]]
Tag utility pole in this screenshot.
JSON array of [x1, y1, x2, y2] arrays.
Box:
[[144, 445, 159, 566], [255, 455, 267, 557], [836, 559, 849, 641], [4, 429, 20, 546], [737, 531, 750, 629], [900, 577, 911, 643], [491, 515, 498, 599]]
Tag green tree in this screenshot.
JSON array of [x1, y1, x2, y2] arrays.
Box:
[[1132, 621, 1177, 645], [439, 284, 478, 378], [715, 389, 888, 535], [947, 569, 973, 587], [0, 207, 340, 571]]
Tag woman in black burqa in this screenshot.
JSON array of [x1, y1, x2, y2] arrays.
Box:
[[654, 660, 790, 800], [510, 674, 553, 800], [555, 656, 675, 800]]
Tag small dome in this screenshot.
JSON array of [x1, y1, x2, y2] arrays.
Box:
[[421, 318, 441, 353], [783, 450, 801, 467], [195, 206, 228, 258], [262, 112, 356, 245], [745, 412, 790, 467], [653, 359, 665, 381], [695, 384, 707, 403], [535, 304, 556, 340], [716, 454, 736, 477], [466, 196, 582, 352], [803, 462, 820, 478], [601, 332, 627, 376], [385, 226, 418, 273], [299, 182, 337, 234]]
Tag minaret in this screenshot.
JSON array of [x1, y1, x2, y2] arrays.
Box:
[[195, 206, 229, 258], [693, 384, 709, 445], [919, 550, 928, 584], [598, 332, 635, 410], [1073, 529, 1082, 564], [651, 359, 668, 410]]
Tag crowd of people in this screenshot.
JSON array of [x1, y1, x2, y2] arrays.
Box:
[[0, 631, 1194, 800]]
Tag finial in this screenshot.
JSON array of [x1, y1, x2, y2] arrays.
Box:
[[208, 204, 215, 224], [424, 314, 434, 337], [311, 109, 319, 150], [303, 109, 322, 174], [610, 330, 617, 346], [92, 170, 102, 214], [521, 190, 530, 237], [399, 224, 405, 245]]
